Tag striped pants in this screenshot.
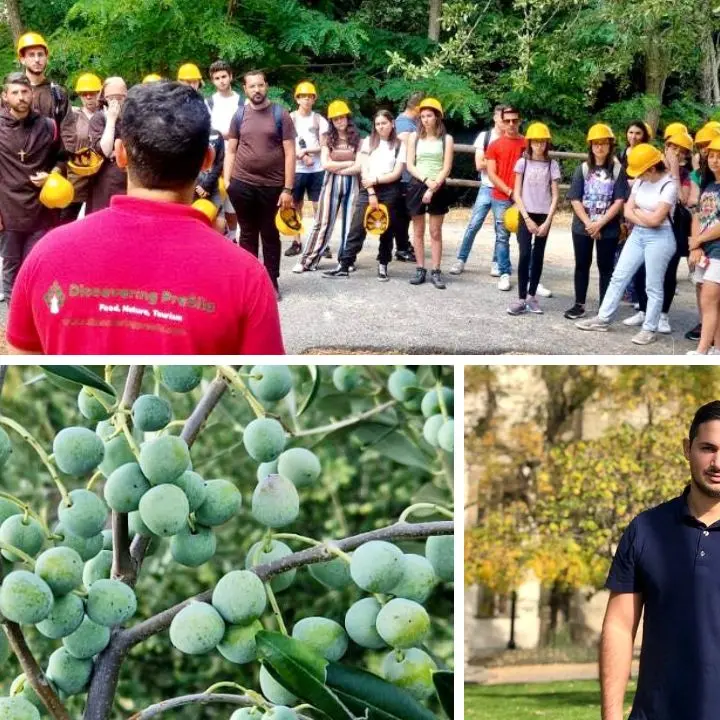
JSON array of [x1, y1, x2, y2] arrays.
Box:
[[301, 173, 358, 269]]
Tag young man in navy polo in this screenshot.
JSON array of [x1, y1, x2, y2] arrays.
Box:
[[601, 400, 720, 720]]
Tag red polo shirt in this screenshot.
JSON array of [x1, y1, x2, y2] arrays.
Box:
[[7, 195, 284, 355]]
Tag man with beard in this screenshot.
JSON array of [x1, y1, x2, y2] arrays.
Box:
[[0, 73, 63, 300], [600, 399, 720, 720], [223, 70, 296, 297], [86, 77, 128, 214]]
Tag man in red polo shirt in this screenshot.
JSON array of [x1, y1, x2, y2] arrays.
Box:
[[7, 81, 284, 355], [485, 106, 526, 292]]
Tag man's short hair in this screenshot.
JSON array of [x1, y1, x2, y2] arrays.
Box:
[[209, 60, 233, 77], [501, 106, 520, 119], [3, 72, 31, 91], [689, 401, 720, 444], [405, 91, 425, 111], [493, 103, 506, 115], [243, 69, 267, 85], [120, 82, 210, 190]]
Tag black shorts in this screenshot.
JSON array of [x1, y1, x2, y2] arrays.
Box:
[[293, 172, 325, 203], [405, 178, 450, 217]]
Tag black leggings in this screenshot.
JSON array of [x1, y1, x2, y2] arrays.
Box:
[[572, 232, 619, 306], [517, 212, 548, 299], [635, 247, 682, 314]]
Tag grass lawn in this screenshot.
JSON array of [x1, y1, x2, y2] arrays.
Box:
[[465, 680, 637, 719]]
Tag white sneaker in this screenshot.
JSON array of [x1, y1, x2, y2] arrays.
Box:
[[631, 329, 656, 345], [687, 350, 708, 355], [623, 311, 645, 327], [292, 261, 305, 274], [657, 313, 671, 334], [450, 260, 465, 275], [498, 274, 511, 291], [710, 347, 720, 355], [536, 283, 552, 298], [490, 262, 500, 277]]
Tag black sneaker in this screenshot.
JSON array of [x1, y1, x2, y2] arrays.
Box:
[[410, 267, 427, 285], [377, 263, 389, 282], [322, 264, 350, 279], [284, 241, 302, 257], [564, 303, 586, 320], [430, 269, 446, 289], [322, 246, 332, 259], [395, 249, 416, 263], [685, 323, 702, 341]]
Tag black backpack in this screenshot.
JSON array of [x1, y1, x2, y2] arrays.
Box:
[[233, 102, 284, 141]]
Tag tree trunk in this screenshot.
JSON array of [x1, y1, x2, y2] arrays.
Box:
[[5, 0, 23, 44], [644, 39, 668, 131], [702, 31, 720, 107], [428, 0, 442, 41]]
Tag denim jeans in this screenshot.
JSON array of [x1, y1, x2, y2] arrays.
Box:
[[491, 197, 513, 276], [456, 185, 493, 263], [598, 225, 676, 332]]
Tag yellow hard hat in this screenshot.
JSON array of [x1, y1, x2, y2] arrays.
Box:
[[663, 122, 688, 140], [192, 199, 218, 223], [695, 125, 720, 147], [275, 207, 304, 236], [364, 205, 390, 236], [708, 136, 720, 153], [666, 132, 693, 152], [142, 74, 163, 84], [586, 123, 615, 143], [327, 100, 351, 120], [177, 63, 202, 82], [75, 73, 102, 94], [67, 148, 104, 177], [625, 143, 664, 178], [643, 122, 654, 140], [17, 32, 48, 59], [525, 122, 551, 141], [503, 206, 519, 234], [418, 97, 444, 118], [217, 177, 228, 202], [39, 172, 75, 209], [295, 81, 317, 98]]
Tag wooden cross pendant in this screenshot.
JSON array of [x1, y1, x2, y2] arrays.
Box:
[[18, 149, 26, 163]]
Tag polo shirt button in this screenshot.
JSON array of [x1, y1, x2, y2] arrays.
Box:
[[701, 550, 706, 557], [704, 530, 710, 536]]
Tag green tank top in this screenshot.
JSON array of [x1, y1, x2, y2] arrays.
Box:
[[415, 136, 444, 181]]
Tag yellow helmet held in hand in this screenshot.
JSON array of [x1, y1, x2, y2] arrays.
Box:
[[418, 97, 444, 118], [586, 123, 615, 143], [525, 122, 551, 141], [503, 206, 519, 234], [364, 204, 390, 236], [39, 171, 75, 209], [142, 74, 163, 84], [327, 100, 351, 120], [666, 132, 694, 152], [192, 199, 219, 223], [625, 143, 664, 178], [217, 177, 228, 202], [275, 207, 304, 236], [75, 73, 102, 94], [177, 63, 202, 82], [695, 125, 720, 147], [295, 81, 317, 98], [663, 122, 688, 140], [17, 32, 48, 59], [67, 148, 104, 177]]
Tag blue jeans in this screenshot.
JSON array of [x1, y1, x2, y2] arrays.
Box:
[[491, 197, 513, 275], [598, 225, 676, 332], [457, 185, 493, 263]]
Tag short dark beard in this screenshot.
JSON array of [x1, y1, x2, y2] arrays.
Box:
[[249, 93, 267, 107], [691, 472, 720, 499]]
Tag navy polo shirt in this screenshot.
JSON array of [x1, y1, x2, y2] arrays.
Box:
[[607, 486, 720, 720]]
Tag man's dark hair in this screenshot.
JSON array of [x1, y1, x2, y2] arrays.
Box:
[[243, 69, 267, 85], [494, 103, 506, 114], [209, 60, 233, 77], [120, 82, 210, 190], [3, 72, 31, 91], [501, 106, 520, 119], [405, 91, 425, 111], [689, 401, 720, 444]]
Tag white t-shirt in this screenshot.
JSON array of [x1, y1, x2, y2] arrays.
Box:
[[292, 111, 329, 174], [360, 137, 407, 178], [207, 92, 241, 137], [473, 128, 502, 187], [630, 174, 678, 228]]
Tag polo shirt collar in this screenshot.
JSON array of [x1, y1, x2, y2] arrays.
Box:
[[677, 484, 720, 529], [110, 195, 211, 225]]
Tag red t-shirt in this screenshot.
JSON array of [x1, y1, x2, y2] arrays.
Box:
[[485, 135, 527, 201], [7, 196, 285, 355]]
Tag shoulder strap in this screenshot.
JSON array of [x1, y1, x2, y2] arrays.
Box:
[[312, 112, 320, 135], [271, 103, 284, 140], [582, 161, 589, 181], [612, 157, 622, 182], [50, 82, 63, 123], [234, 104, 246, 138], [483, 130, 491, 152], [206, 95, 214, 111], [45, 116, 58, 143]]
